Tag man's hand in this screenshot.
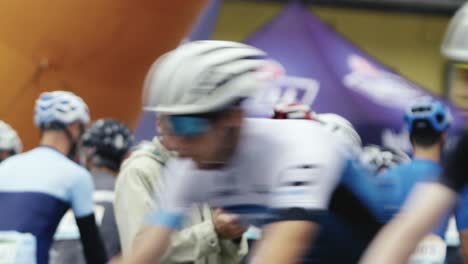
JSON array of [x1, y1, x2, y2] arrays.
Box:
[[213, 208, 247, 240]]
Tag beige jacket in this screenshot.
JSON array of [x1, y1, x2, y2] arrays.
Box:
[[114, 138, 247, 264]]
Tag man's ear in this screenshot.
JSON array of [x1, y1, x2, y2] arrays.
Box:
[[221, 109, 243, 128], [67, 121, 82, 139]]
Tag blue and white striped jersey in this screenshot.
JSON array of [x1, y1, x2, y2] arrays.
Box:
[[0, 146, 95, 264]]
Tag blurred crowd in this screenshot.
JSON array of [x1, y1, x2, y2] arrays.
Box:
[[0, 65, 463, 264], [0, 2, 468, 264]]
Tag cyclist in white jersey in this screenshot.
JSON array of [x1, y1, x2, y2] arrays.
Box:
[[115, 40, 349, 264], [0, 120, 22, 162], [272, 104, 388, 264]]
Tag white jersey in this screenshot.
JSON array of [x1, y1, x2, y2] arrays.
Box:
[[147, 118, 347, 228]]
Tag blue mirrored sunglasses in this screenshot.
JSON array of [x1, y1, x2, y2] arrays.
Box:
[[168, 116, 212, 137]]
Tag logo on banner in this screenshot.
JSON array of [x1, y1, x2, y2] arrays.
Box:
[[343, 54, 424, 108], [244, 76, 320, 117]]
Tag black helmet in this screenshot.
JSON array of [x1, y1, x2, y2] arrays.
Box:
[[81, 119, 133, 170]]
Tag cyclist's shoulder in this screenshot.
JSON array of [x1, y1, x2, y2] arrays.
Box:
[[245, 118, 329, 137], [403, 160, 442, 179], [244, 118, 340, 156], [70, 167, 93, 190], [346, 159, 373, 175], [120, 155, 165, 181], [118, 141, 178, 189], [54, 155, 91, 183], [411, 159, 441, 169], [123, 138, 171, 168], [380, 160, 440, 183], [382, 161, 416, 175], [0, 147, 91, 201], [341, 159, 376, 185], [48, 154, 92, 188], [0, 147, 83, 177], [0, 147, 51, 166]]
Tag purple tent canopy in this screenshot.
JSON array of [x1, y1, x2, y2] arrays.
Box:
[[134, 1, 465, 151], [246, 2, 466, 150]]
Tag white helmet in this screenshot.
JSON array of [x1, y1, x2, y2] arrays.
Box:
[[143, 40, 284, 115], [317, 113, 362, 156], [0, 121, 22, 154], [441, 3, 468, 62], [34, 91, 90, 128]]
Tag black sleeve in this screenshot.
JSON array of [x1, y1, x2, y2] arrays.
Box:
[[442, 131, 468, 192], [274, 207, 327, 223], [102, 204, 121, 257], [329, 184, 383, 241], [76, 214, 108, 264]]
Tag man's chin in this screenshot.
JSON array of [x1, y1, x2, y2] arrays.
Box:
[[195, 160, 226, 170]]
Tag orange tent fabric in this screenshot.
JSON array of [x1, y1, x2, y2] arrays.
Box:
[[0, 0, 208, 149]]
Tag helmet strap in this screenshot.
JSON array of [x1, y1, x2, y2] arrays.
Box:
[[67, 123, 85, 160]]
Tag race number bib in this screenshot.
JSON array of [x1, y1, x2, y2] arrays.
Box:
[[54, 205, 105, 240], [408, 235, 446, 264], [0, 231, 36, 264]]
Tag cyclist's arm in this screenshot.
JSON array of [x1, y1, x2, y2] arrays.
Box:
[[120, 225, 174, 264], [360, 182, 456, 264], [251, 210, 319, 264], [71, 171, 108, 264], [76, 214, 108, 264], [117, 208, 186, 264]]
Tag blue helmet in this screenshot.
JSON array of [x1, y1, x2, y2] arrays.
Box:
[[34, 91, 90, 128], [404, 99, 452, 134]]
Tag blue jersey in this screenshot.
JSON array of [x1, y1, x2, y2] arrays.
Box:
[[341, 159, 383, 217], [445, 131, 468, 234], [303, 160, 384, 264], [378, 159, 449, 237], [0, 146, 95, 264]]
